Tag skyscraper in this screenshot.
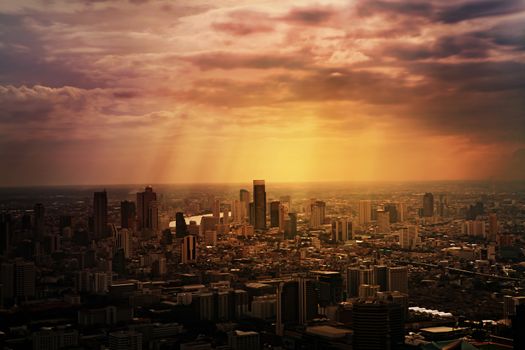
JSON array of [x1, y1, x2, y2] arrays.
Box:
[[376, 209, 390, 233], [240, 189, 250, 222], [331, 218, 353, 242], [0, 213, 10, 256], [285, 213, 297, 239], [182, 235, 197, 264], [33, 203, 46, 239], [309, 201, 325, 229], [253, 180, 266, 230], [175, 212, 188, 238], [120, 200, 136, 229], [15, 259, 36, 300], [399, 225, 420, 250], [93, 191, 108, 239], [423, 192, 434, 217], [359, 200, 372, 226], [270, 201, 280, 228], [136, 186, 158, 232]]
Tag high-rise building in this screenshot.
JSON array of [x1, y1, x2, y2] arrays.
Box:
[[182, 235, 197, 264], [240, 190, 250, 222], [253, 180, 266, 230], [388, 266, 408, 293], [0, 213, 10, 256], [352, 299, 404, 350], [331, 218, 353, 242], [33, 203, 46, 239], [278, 204, 288, 232], [175, 212, 188, 238], [136, 186, 158, 233], [15, 260, 36, 300], [463, 220, 486, 237], [384, 203, 398, 223], [231, 199, 242, 224], [115, 228, 132, 258], [270, 201, 280, 228], [212, 199, 221, 219], [93, 191, 108, 239], [285, 213, 297, 239], [423, 192, 434, 217], [373, 265, 389, 292], [488, 213, 498, 241], [396, 202, 406, 222], [309, 201, 326, 229], [359, 200, 372, 226], [1, 262, 14, 303], [376, 209, 390, 233], [399, 225, 420, 250], [120, 200, 136, 229]]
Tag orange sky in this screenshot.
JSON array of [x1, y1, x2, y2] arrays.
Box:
[[0, 0, 524, 185]]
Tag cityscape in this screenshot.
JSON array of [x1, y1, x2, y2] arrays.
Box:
[[0, 180, 524, 349], [1, 0, 525, 349]]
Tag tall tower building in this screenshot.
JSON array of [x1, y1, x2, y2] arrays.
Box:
[[136, 186, 158, 232], [285, 213, 297, 239], [212, 199, 221, 219], [488, 213, 498, 241], [115, 228, 132, 258], [240, 190, 250, 222], [278, 204, 288, 232], [359, 200, 372, 226], [253, 180, 266, 230], [182, 235, 197, 264], [376, 209, 391, 233], [120, 200, 136, 229], [0, 213, 10, 256], [399, 225, 420, 250], [175, 212, 188, 238], [33, 203, 46, 239], [423, 193, 434, 217], [270, 201, 280, 228], [93, 191, 108, 239], [309, 201, 326, 229]]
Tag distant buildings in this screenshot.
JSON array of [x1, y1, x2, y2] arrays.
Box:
[[182, 235, 197, 264], [93, 191, 108, 239], [136, 186, 158, 234], [359, 200, 372, 226], [423, 192, 434, 217], [253, 180, 266, 230]]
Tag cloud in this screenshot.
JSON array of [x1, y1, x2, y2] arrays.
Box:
[[181, 51, 310, 70], [437, 0, 525, 23], [280, 6, 335, 25]]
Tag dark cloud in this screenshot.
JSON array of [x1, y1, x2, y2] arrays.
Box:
[[438, 0, 525, 23], [355, 0, 433, 18], [181, 52, 309, 70], [383, 34, 493, 60], [280, 6, 335, 25]]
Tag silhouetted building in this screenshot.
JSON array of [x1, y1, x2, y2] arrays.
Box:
[[388, 266, 408, 293], [467, 201, 484, 220], [33, 203, 46, 239], [136, 186, 158, 233], [253, 180, 266, 230], [120, 200, 136, 229], [353, 299, 404, 350], [93, 191, 108, 238], [270, 201, 280, 228], [513, 304, 525, 350], [384, 203, 398, 223], [182, 235, 197, 264], [175, 212, 188, 238], [423, 192, 434, 217], [0, 213, 10, 256], [240, 189, 250, 222], [285, 212, 298, 239]]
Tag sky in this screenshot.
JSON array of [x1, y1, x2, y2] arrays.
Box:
[[0, 0, 524, 186]]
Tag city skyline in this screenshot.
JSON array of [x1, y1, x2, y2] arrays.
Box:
[[1, 0, 525, 186]]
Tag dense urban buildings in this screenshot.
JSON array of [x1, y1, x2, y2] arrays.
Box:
[[0, 180, 524, 349]]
